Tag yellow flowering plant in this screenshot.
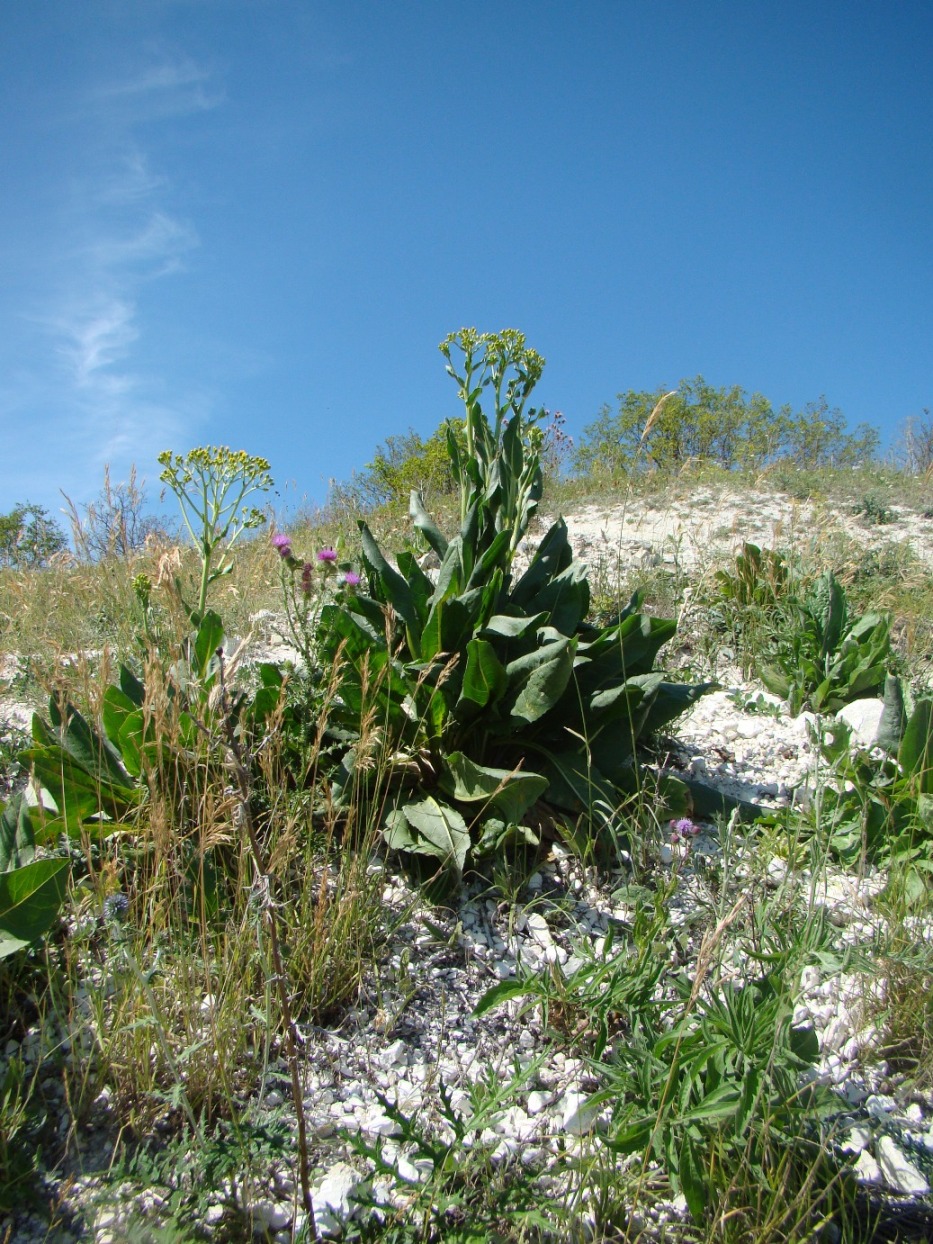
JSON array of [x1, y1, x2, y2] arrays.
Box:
[[158, 446, 273, 620]]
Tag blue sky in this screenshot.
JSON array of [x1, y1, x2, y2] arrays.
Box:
[[2, 1, 931, 523]]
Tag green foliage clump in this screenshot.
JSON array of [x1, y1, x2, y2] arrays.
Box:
[[308, 328, 709, 879], [476, 889, 844, 1235], [0, 503, 67, 570], [852, 493, 895, 526], [575, 377, 879, 477], [817, 674, 933, 899], [714, 541, 789, 609], [759, 569, 892, 715]]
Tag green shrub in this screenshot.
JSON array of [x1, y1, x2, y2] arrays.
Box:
[[575, 379, 880, 478], [0, 503, 67, 569]]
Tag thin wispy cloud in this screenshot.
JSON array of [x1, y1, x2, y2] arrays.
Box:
[[96, 151, 167, 206], [3, 49, 221, 511], [93, 53, 225, 118], [83, 210, 198, 278]]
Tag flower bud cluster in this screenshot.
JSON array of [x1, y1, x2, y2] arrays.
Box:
[[271, 533, 361, 594]]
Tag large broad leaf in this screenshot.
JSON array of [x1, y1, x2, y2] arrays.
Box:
[[456, 639, 508, 716], [48, 698, 134, 789], [506, 637, 577, 728], [429, 536, 467, 608], [0, 794, 35, 872], [359, 522, 419, 630], [534, 744, 618, 814], [474, 817, 539, 855], [521, 563, 591, 637], [638, 681, 715, 739], [0, 858, 69, 958], [21, 745, 140, 834], [876, 674, 907, 753], [409, 490, 449, 561], [479, 613, 548, 642], [102, 685, 140, 758], [899, 698, 933, 793], [421, 597, 473, 662], [510, 519, 573, 606], [810, 572, 847, 657], [120, 664, 146, 707], [116, 710, 149, 778], [193, 609, 226, 682], [391, 797, 471, 877], [440, 752, 548, 823], [574, 614, 677, 692], [396, 549, 436, 615]]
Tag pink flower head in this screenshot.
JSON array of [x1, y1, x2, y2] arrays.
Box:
[[342, 571, 361, 588], [271, 532, 292, 558], [317, 548, 337, 563], [670, 817, 700, 840], [300, 562, 314, 594]]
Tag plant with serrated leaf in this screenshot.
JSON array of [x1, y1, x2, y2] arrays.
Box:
[[344, 1054, 560, 1241], [313, 329, 711, 878], [759, 569, 892, 714], [476, 902, 843, 1232]]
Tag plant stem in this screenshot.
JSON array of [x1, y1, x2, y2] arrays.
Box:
[[214, 652, 319, 1242]]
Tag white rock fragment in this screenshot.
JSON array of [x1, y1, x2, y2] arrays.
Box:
[[250, 1200, 291, 1233], [836, 699, 884, 748], [840, 1125, 872, 1154], [558, 1089, 598, 1136], [527, 1090, 552, 1115], [876, 1134, 930, 1195], [360, 1106, 401, 1136], [524, 912, 553, 949], [378, 1038, 409, 1070], [853, 1150, 883, 1185], [312, 1162, 367, 1238]]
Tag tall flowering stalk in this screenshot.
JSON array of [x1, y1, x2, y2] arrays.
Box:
[[158, 446, 273, 619], [439, 329, 546, 563]]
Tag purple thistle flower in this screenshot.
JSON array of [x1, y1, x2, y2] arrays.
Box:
[[342, 571, 361, 587], [271, 532, 292, 558], [317, 548, 337, 563], [670, 817, 700, 839], [300, 562, 314, 594]]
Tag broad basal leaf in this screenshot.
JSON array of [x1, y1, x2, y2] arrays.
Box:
[[440, 751, 547, 823], [397, 797, 471, 877], [507, 637, 576, 727], [0, 794, 35, 872], [0, 858, 69, 958], [899, 697, 933, 793], [409, 490, 449, 561], [457, 639, 508, 715], [359, 521, 419, 630], [49, 698, 134, 789]]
